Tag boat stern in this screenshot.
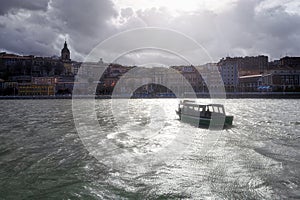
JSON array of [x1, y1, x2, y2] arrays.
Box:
[[225, 115, 234, 126]]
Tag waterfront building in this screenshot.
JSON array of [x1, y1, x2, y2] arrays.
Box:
[[198, 63, 224, 93], [217, 55, 269, 92], [218, 56, 268, 76], [32, 77, 58, 85], [171, 65, 203, 93], [0, 53, 34, 77], [239, 55, 268, 75], [181, 66, 203, 93], [218, 59, 239, 92], [268, 57, 300, 72], [239, 75, 263, 92], [4, 82, 18, 89], [0, 52, 64, 78], [18, 83, 55, 96], [108, 63, 133, 75], [268, 60, 281, 71], [55, 76, 75, 95], [2, 42, 300, 96], [72, 62, 81, 75], [0, 53, 34, 67], [9, 75, 32, 83], [63, 62, 73, 75], [109, 66, 184, 97], [279, 57, 300, 69], [1, 81, 18, 96], [32, 56, 61, 76], [262, 69, 300, 92]]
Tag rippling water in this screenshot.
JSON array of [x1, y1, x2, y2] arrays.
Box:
[[0, 99, 299, 199]]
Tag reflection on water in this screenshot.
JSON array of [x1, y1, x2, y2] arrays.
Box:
[[0, 99, 299, 199]]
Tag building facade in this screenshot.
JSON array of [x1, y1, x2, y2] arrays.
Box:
[[218, 59, 239, 92], [18, 84, 55, 96], [263, 69, 300, 92], [239, 75, 263, 92]]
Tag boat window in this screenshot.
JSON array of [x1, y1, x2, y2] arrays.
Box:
[[207, 105, 213, 112], [214, 106, 219, 113], [215, 106, 225, 114], [211, 106, 215, 112]]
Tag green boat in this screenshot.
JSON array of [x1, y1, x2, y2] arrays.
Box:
[[176, 100, 233, 129]]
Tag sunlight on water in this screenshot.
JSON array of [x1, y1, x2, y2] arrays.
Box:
[[0, 99, 299, 199]]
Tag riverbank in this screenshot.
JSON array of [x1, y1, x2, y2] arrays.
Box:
[[0, 92, 300, 99]]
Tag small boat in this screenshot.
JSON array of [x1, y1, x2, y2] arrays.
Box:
[[176, 100, 233, 128]]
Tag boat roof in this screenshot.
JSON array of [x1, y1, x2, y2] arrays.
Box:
[[180, 101, 224, 107]]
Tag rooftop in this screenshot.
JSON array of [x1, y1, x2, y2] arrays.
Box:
[[239, 74, 262, 79]]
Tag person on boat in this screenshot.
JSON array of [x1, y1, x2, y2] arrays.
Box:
[[200, 107, 205, 117], [205, 107, 211, 118], [177, 105, 182, 119]]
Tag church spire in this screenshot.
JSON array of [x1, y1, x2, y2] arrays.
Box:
[[61, 39, 70, 61]]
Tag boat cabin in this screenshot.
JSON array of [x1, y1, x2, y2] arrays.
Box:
[[178, 101, 226, 118]]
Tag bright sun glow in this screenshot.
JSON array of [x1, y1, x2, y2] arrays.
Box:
[[114, 0, 237, 14]]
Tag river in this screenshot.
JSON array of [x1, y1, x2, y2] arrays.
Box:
[[0, 99, 299, 199]]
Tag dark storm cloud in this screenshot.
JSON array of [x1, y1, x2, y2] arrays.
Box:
[[49, 0, 117, 37], [0, 0, 300, 62], [0, 0, 49, 15], [47, 0, 119, 58], [217, 0, 300, 59], [0, 0, 118, 60]]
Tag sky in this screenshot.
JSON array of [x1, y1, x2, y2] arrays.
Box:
[[0, 0, 300, 64]]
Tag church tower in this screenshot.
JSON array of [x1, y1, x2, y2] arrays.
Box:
[[60, 40, 73, 75], [61, 40, 71, 61]]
